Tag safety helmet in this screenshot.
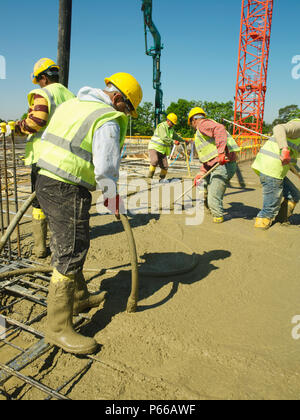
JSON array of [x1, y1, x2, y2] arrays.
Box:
[[31, 58, 60, 84], [188, 107, 207, 125], [167, 113, 178, 125], [104, 72, 143, 118]]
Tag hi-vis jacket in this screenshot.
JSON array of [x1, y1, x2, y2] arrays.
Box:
[[37, 98, 128, 191], [252, 119, 300, 180], [194, 119, 240, 163], [25, 83, 75, 165], [148, 121, 185, 155]]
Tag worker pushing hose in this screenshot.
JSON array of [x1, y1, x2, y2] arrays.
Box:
[[31, 72, 143, 355]]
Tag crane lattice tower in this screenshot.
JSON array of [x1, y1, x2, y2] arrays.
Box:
[[233, 0, 274, 136]]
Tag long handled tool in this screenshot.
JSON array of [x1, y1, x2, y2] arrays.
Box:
[[168, 144, 176, 162], [183, 142, 191, 177], [0, 123, 11, 259], [8, 121, 21, 257], [174, 163, 220, 204], [223, 118, 271, 139]]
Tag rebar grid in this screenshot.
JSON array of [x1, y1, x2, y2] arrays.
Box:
[[0, 257, 99, 400]]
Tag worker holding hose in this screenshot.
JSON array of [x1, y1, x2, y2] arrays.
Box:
[[34, 73, 143, 355], [252, 119, 300, 229], [15, 58, 75, 258], [188, 108, 240, 223], [148, 113, 187, 181]]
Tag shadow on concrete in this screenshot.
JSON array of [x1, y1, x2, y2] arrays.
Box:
[[225, 201, 260, 220], [89, 213, 160, 240], [82, 249, 231, 335]]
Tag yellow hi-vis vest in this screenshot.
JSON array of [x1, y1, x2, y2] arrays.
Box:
[[148, 121, 175, 155], [37, 98, 128, 191], [252, 119, 300, 180], [25, 83, 75, 166], [195, 119, 240, 163]]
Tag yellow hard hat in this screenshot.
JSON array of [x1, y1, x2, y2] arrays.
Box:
[[31, 58, 60, 84], [104, 72, 143, 118], [188, 107, 207, 125], [167, 113, 178, 125]]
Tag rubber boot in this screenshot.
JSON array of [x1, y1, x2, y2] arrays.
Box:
[[73, 271, 107, 316], [275, 199, 289, 223], [213, 216, 224, 224], [32, 209, 47, 258], [45, 269, 98, 355], [254, 217, 272, 230], [159, 169, 168, 182], [287, 200, 297, 219], [147, 165, 156, 179]]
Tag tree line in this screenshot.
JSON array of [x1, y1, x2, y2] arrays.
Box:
[[130, 101, 300, 138], [1, 103, 299, 138]]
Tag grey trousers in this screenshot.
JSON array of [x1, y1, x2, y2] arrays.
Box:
[[36, 175, 92, 275]]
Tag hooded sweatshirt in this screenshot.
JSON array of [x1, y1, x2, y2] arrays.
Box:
[[77, 87, 123, 198]]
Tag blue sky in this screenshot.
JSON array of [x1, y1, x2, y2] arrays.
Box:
[[0, 0, 299, 123]]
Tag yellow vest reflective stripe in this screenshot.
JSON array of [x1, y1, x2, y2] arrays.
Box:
[[148, 122, 174, 155], [195, 120, 240, 163], [25, 83, 75, 165], [252, 134, 300, 180], [37, 99, 128, 190]]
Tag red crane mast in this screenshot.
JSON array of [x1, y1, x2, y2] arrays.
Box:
[[233, 0, 274, 136]]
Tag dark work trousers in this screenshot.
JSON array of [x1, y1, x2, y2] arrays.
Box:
[[149, 149, 169, 170], [31, 164, 42, 209], [35, 174, 92, 275]]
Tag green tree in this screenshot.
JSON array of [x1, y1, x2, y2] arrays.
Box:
[[166, 99, 199, 138], [272, 105, 300, 126], [130, 102, 155, 136], [202, 100, 234, 131]]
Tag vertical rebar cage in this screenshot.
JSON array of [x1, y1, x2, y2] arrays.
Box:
[[234, 0, 274, 138]]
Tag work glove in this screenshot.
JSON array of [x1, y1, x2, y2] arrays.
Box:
[[104, 194, 125, 220], [194, 173, 205, 187], [218, 153, 228, 165], [280, 148, 291, 166], [174, 141, 180, 146]]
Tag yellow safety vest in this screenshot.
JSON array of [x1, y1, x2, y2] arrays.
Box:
[[25, 83, 75, 165], [195, 119, 240, 163], [37, 98, 128, 190], [148, 121, 175, 155], [252, 119, 300, 180]]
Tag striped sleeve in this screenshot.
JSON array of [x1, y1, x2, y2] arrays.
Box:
[[17, 94, 49, 135]]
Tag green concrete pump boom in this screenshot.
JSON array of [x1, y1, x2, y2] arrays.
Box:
[[141, 0, 164, 127]]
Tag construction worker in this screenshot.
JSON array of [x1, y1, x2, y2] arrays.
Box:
[[148, 113, 186, 181], [252, 119, 300, 229], [35, 72, 143, 355], [188, 107, 240, 223], [15, 58, 75, 257]]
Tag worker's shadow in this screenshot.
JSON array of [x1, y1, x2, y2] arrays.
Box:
[[225, 201, 260, 220], [84, 249, 231, 335], [89, 213, 161, 240]]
